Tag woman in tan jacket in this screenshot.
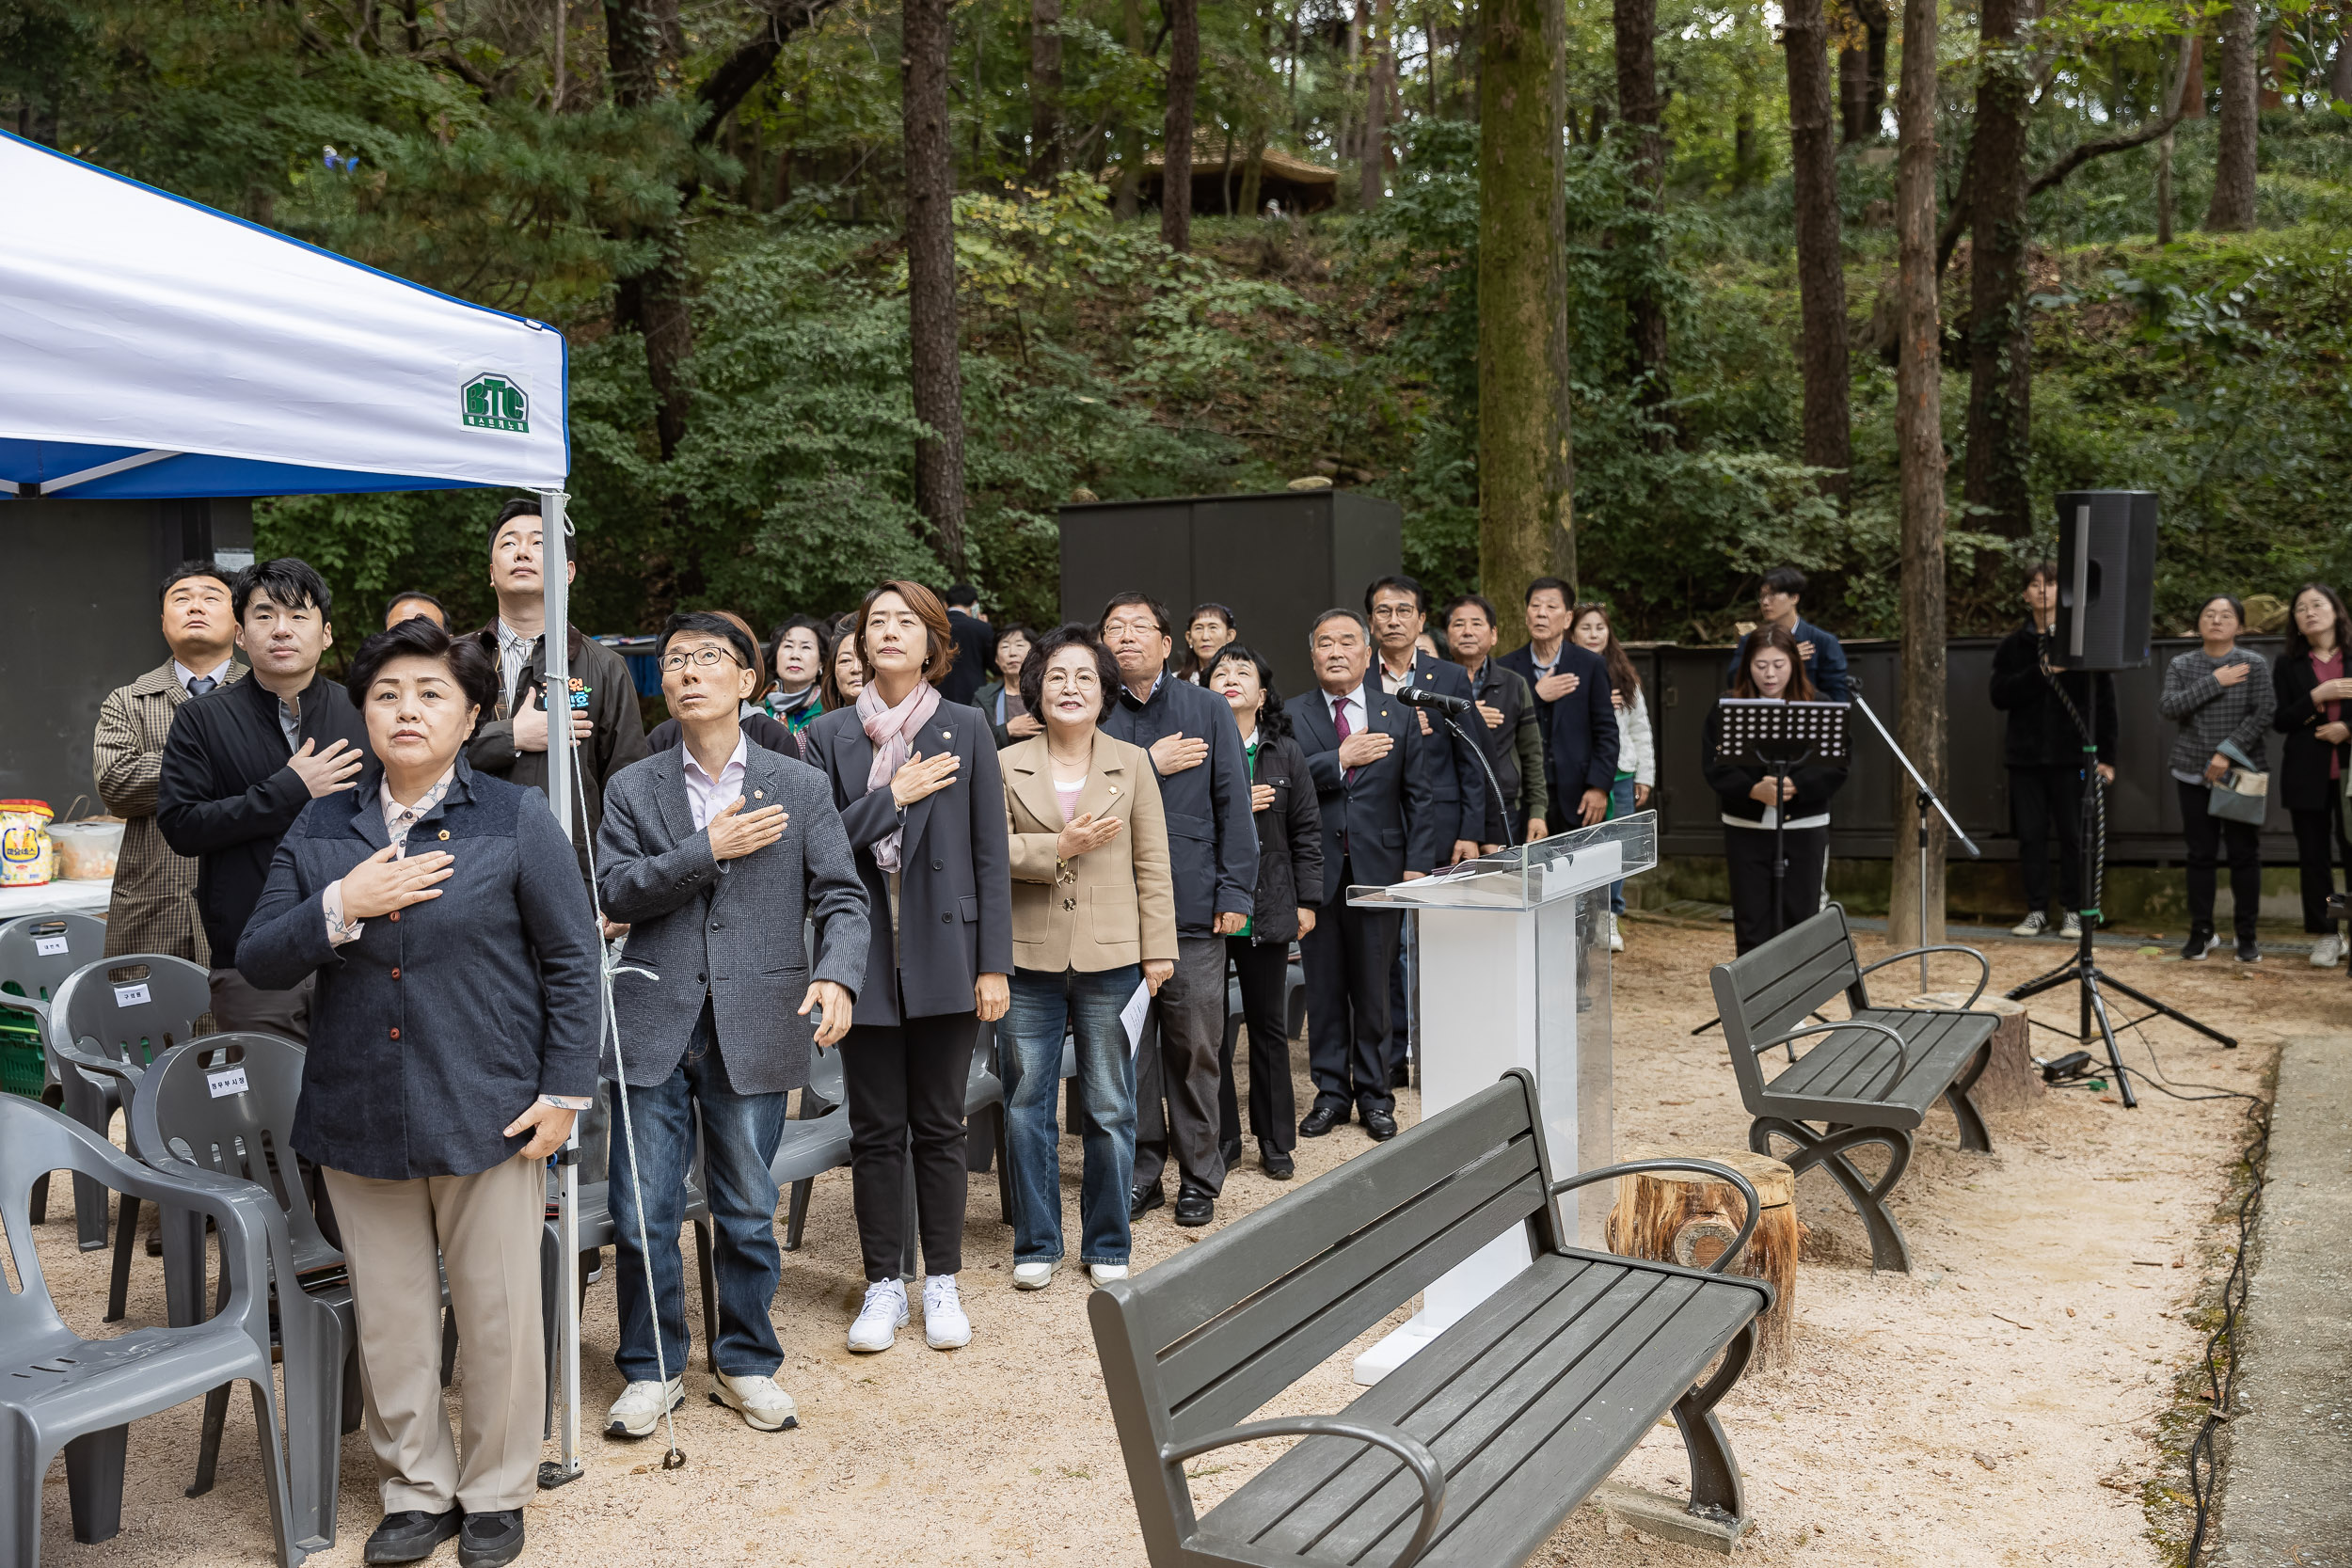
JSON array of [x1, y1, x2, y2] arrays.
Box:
[[998, 626, 1177, 1290]]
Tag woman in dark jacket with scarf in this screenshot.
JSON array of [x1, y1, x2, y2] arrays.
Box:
[[1203, 643, 1322, 1179], [238, 618, 600, 1568], [2274, 582, 2352, 968], [1702, 625, 1850, 955]]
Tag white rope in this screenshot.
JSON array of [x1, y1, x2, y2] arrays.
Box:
[[571, 741, 686, 1468]]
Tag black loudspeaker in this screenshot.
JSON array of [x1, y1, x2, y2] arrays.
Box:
[[2053, 490, 2158, 671]]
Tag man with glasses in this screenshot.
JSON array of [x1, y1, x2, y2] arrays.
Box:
[[467, 497, 648, 883], [158, 558, 370, 1038], [1724, 564, 1850, 702], [1096, 593, 1257, 1228]]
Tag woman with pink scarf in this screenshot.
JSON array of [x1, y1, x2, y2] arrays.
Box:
[[803, 581, 1013, 1355]]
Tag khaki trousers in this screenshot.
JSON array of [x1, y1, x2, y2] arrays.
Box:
[[321, 1153, 544, 1514]]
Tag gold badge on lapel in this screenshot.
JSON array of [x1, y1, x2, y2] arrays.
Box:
[[437, 830, 450, 841], [754, 789, 764, 800]]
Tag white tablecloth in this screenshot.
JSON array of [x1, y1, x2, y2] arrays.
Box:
[[0, 879, 113, 923]]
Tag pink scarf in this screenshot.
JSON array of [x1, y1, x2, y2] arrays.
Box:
[[858, 678, 942, 871]]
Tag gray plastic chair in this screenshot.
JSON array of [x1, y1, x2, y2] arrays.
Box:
[[47, 953, 215, 1320], [0, 911, 108, 1227], [128, 1035, 352, 1550], [0, 1095, 308, 1567]]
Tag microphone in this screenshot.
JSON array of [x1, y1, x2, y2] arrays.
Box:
[[1396, 685, 1473, 716]]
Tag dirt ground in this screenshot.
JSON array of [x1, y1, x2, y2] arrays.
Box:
[[23, 918, 2332, 1568]]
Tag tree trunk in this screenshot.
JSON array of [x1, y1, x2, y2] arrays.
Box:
[[1734, 107, 1756, 187], [1477, 0, 1575, 638], [1858, 0, 1890, 136], [2184, 33, 2206, 116], [1361, 0, 1390, 209], [1161, 0, 1200, 250], [1607, 1148, 1798, 1369], [1238, 137, 1265, 215], [1891, 0, 1947, 957], [1028, 0, 1064, 183], [1839, 37, 1869, 142], [2334, 30, 2352, 102], [1782, 0, 1852, 505], [606, 0, 692, 466], [1613, 0, 1674, 442], [2206, 1, 2258, 230], [1961, 0, 2033, 547], [902, 0, 969, 574], [1115, 0, 1144, 216]]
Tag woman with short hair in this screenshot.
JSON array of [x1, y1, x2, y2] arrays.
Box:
[[1701, 626, 1849, 955], [974, 624, 1041, 748], [2275, 583, 2352, 967], [998, 625, 1176, 1289], [762, 614, 834, 744], [1177, 602, 1239, 684], [803, 582, 1012, 1352], [2160, 594, 2275, 962], [238, 617, 600, 1568], [1204, 642, 1321, 1180]]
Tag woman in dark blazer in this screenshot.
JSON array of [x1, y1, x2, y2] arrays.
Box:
[[1701, 625, 1850, 956], [801, 580, 1013, 1354], [1204, 643, 1322, 1180], [2274, 582, 2352, 968], [239, 618, 599, 1568]]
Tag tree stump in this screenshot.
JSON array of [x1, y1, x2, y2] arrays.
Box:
[[1899, 990, 2042, 1111], [1605, 1147, 1798, 1370]]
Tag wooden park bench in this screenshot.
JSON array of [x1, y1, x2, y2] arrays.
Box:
[[1709, 905, 1997, 1274], [1088, 1069, 1773, 1568]]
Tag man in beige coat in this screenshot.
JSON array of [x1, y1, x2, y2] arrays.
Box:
[[94, 562, 245, 960]]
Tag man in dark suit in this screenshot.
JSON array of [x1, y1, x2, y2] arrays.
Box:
[[939, 583, 996, 706], [595, 612, 870, 1438], [1496, 576, 1577, 816], [1097, 593, 1258, 1227], [1543, 630, 1621, 831], [1284, 610, 1440, 1142]]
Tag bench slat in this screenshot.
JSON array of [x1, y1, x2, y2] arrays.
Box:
[[1210, 1256, 1762, 1568], [1163, 1150, 1547, 1443], [1121, 1079, 1540, 1358], [1763, 1009, 1994, 1118]]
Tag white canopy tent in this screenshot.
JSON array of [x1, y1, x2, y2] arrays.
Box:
[[0, 127, 597, 1487]]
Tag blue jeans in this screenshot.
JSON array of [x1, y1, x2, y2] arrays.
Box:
[[1003, 965, 1141, 1267], [609, 1004, 788, 1381], [1607, 775, 1637, 915]]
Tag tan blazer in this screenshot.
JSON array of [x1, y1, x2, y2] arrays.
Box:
[[1002, 733, 1178, 974]]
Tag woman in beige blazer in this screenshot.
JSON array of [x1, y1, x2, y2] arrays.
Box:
[[998, 626, 1177, 1290]]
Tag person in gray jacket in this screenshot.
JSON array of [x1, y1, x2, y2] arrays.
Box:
[[2157, 593, 2276, 962], [595, 613, 868, 1439]]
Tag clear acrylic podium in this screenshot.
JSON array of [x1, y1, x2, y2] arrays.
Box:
[[1343, 810, 1658, 1384]]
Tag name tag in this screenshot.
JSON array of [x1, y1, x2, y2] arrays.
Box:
[[206, 1066, 249, 1099], [34, 935, 68, 957], [113, 982, 151, 1007]]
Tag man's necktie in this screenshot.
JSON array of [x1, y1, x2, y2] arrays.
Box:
[[1335, 697, 1358, 785], [186, 675, 217, 697]]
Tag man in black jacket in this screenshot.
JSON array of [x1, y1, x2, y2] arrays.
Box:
[[1990, 562, 2117, 938], [158, 558, 370, 1039], [1098, 593, 1259, 1227], [467, 498, 649, 884], [939, 584, 996, 706]]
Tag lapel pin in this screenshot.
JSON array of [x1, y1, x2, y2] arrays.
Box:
[[437, 830, 450, 841], [754, 789, 764, 800]]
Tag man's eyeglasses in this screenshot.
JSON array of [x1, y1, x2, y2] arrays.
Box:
[[660, 646, 742, 672]]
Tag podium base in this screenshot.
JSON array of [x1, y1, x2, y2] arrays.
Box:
[[1352, 1312, 1444, 1386]]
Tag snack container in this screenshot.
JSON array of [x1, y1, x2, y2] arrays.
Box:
[[0, 800, 54, 887], [51, 818, 126, 880]]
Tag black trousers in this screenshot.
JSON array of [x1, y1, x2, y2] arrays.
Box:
[[841, 1008, 977, 1282], [1300, 863, 1401, 1117], [2175, 779, 2264, 942], [2290, 804, 2350, 933], [1724, 824, 1829, 956], [1219, 937, 1296, 1154], [2009, 765, 2085, 913]]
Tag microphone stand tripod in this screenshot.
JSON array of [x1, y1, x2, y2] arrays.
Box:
[[2004, 675, 2236, 1110], [1850, 694, 1982, 993]]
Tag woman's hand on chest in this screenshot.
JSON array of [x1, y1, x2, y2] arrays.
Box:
[[341, 845, 455, 921]]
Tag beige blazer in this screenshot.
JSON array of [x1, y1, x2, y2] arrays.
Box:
[[1002, 733, 1178, 974]]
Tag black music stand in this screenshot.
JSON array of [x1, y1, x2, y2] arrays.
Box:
[[1715, 698, 1850, 945]]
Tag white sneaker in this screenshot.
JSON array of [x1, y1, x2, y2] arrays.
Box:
[[2010, 911, 2050, 938], [2311, 932, 2344, 968], [1608, 914, 1625, 953], [711, 1372, 799, 1432], [1088, 1263, 1129, 1289], [604, 1377, 683, 1439], [922, 1275, 972, 1349], [1011, 1261, 1057, 1291], [2060, 911, 2083, 939], [848, 1278, 908, 1353]]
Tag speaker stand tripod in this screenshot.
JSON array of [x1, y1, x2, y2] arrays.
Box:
[[2004, 681, 2236, 1110]]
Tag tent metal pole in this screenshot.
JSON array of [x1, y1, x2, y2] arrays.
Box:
[[535, 485, 585, 1490]]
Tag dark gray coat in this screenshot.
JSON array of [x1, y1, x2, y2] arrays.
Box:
[[237, 760, 603, 1180], [802, 701, 1014, 1024], [595, 742, 869, 1094], [1099, 674, 1259, 935]]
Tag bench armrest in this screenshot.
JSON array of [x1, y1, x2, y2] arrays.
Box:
[[1856, 944, 1991, 1008], [1549, 1158, 1761, 1275], [1161, 1418, 1449, 1568], [1752, 1017, 1913, 1099]]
